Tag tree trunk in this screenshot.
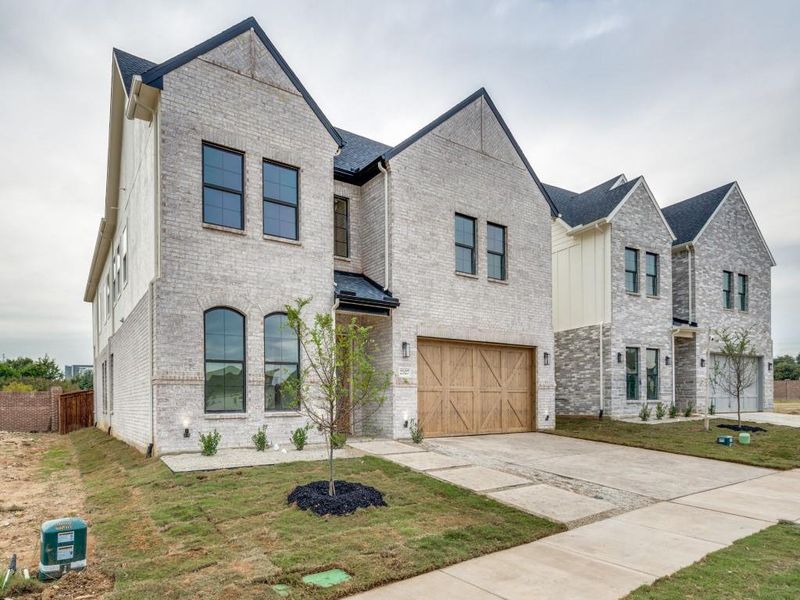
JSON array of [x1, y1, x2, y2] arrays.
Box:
[[737, 391, 742, 430], [328, 435, 336, 496]]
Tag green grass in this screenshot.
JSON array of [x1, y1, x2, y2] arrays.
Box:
[[551, 416, 800, 470], [626, 522, 800, 599], [69, 428, 562, 599]]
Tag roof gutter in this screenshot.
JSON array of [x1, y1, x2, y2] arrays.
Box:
[[125, 75, 142, 120], [565, 217, 609, 237]]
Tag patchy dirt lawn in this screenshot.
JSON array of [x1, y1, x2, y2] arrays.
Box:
[[0, 431, 112, 599]]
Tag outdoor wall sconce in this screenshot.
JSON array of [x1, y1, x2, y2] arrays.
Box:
[[183, 428, 190, 438], [402, 341, 410, 358], [617, 352, 622, 364], [768, 362, 773, 372], [700, 358, 706, 367], [665, 356, 671, 366], [543, 352, 550, 366]]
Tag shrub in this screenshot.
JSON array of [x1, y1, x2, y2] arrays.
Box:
[[655, 402, 666, 420], [684, 402, 695, 418], [291, 425, 309, 451], [668, 403, 679, 418], [638, 404, 652, 421], [409, 419, 424, 444], [2, 381, 35, 392], [330, 431, 347, 449], [199, 429, 221, 456], [252, 426, 269, 452], [709, 403, 716, 415]]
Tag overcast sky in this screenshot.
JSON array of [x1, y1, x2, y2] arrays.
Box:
[[0, 0, 798, 369]]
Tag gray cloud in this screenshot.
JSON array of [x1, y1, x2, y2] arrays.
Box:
[[0, 0, 798, 366]]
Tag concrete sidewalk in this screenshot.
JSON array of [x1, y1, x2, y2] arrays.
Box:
[[347, 470, 800, 599]]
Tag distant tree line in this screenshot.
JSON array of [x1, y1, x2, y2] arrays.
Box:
[[0, 355, 92, 392], [773, 355, 800, 380]]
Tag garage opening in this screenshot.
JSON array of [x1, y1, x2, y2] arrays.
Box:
[[417, 338, 535, 437]]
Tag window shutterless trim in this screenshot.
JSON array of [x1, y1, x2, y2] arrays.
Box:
[[203, 306, 246, 413], [264, 311, 300, 412], [645, 252, 659, 297], [202, 141, 245, 231], [722, 270, 734, 309], [487, 222, 507, 281], [626, 346, 640, 401], [646, 347, 659, 401], [625, 247, 639, 294], [334, 195, 349, 258], [737, 273, 749, 311], [262, 159, 300, 241], [455, 213, 477, 275]]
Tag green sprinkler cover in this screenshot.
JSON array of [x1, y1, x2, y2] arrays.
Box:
[[39, 517, 87, 581]]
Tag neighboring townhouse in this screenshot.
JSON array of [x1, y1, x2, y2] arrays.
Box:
[[663, 182, 776, 414], [547, 175, 676, 418], [84, 18, 557, 455]]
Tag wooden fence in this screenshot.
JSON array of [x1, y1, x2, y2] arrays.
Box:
[[59, 390, 94, 434]]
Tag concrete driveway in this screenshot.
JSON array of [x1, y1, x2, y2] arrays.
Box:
[[424, 432, 772, 500]]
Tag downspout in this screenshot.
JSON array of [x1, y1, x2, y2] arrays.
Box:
[[599, 321, 605, 419], [671, 329, 677, 408], [377, 160, 390, 291], [687, 244, 694, 323]]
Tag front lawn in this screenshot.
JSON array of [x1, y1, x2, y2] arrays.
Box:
[[625, 522, 800, 599], [551, 416, 800, 470], [66, 428, 562, 599]]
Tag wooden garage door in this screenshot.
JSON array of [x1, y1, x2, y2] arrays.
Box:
[[417, 339, 535, 437]]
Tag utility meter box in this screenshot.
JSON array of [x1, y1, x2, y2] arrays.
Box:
[[39, 517, 87, 581]]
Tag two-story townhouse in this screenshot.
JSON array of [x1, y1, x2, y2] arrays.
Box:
[[663, 182, 775, 414], [84, 18, 557, 455], [547, 175, 676, 418]]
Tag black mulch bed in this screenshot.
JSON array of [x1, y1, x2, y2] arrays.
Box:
[[717, 423, 767, 433], [288, 480, 387, 516]]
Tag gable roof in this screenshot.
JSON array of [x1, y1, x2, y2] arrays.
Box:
[[661, 183, 735, 246], [333, 88, 558, 216], [113, 48, 157, 95], [114, 17, 342, 148], [544, 175, 634, 227]]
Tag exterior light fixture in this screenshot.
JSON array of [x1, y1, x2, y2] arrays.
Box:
[[700, 358, 706, 368], [543, 352, 550, 366], [617, 352, 622, 364], [402, 341, 410, 358], [768, 362, 773, 372], [665, 356, 671, 366], [182, 417, 190, 438]]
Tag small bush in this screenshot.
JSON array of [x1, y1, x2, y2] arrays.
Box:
[[684, 402, 695, 418], [668, 403, 679, 418], [330, 431, 347, 449], [655, 402, 666, 420], [410, 419, 424, 444], [638, 404, 652, 421], [709, 403, 716, 415], [252, 426, 269, 452], [291, 425, 309, 451], [199, 429, 221, 456], [2, 381, 35, 392]]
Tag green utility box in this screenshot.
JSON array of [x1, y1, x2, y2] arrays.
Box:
[[38, 517, 87, 581]]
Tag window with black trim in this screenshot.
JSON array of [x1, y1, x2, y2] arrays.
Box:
[[646, 348, 659, 400], [204, 308, 245, 412], [202, 143, 244, 229], [455, 214, 476, 275], [263, 161, 298, 240], [626, 347, 639, 400], [723, 270, 734, 309], [645, 252, 659, 296], [121, 227, 128, 285], [625, 248, 639, 293], [487, 223, 506, 280], [264, 313, 299, 411], [334, 196, 349, 257], [737, 273, 748, 311]]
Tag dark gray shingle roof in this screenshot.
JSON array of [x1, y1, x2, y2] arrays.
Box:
[[334, 270, 399, 308], [334, 128, 392, 175], [113, 48, 157, 95], [662, 183, 735, 246], [544, 175, 638, 227]]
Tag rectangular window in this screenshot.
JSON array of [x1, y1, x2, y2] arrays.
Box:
[[202, 143, 244, 229], [334, 196, 349, 258], [121, 227, 128, 285], [265, 313, 300, 411], [487, 223, 507, 280], [101, 361, 108, 414], [646, 348, 659, 400], [625, 248, 639, 293], [645, 252, 659, 296], [104, 273, 111, 318], [737, 274, 748, 311], [626, 347, 640, 400], [722, 270, 734, 309], [455, 214, 476, 275], [109, 354, 114, 414], [263, 161, 299, 240], [113, 245, 121, 300]]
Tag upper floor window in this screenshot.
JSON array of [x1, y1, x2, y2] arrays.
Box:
[[455, 214, 476, 275], [625, 247, 639, 293], [263, 161, 298, 240], [104, 273, 111, 318], [203, 143, 244, 230], [334, 196, 349, 258], [265, 313, 299, 411], [204, 308, 245, 413], [113, 244, 121, 300], [645, 252, 659, 296], [646, 348, 659, 400], [121, 227, 128, 285], [737, 274, 749, 311], [487, 223, 507, 280], [626, 347, 640, 400], [722, 270, 734, 309]]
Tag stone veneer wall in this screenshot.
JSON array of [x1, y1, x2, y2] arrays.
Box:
[[555, 323, 608, 415]]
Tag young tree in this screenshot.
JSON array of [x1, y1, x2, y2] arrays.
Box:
[[709, 328, 757, 429], [73, 369, 94, 390], [283, 298, 392, 496]]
